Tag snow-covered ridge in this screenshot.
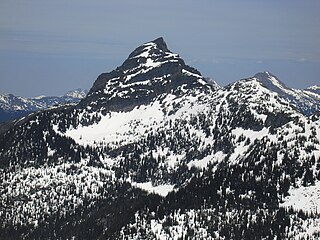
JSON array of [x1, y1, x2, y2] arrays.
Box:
[[253, 72, 320, 116], [307, 85, 320, 91]]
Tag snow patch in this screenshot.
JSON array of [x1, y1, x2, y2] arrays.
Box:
[[187, 153, 225, 169], [182, 69, 202, 79], [281, 181, 320, 214], [131, 182, 175, 197], [65, 102, 165, 147]]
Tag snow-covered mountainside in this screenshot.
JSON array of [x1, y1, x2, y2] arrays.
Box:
[[0, 38, 320, 239], [0, 89, 87, 122]]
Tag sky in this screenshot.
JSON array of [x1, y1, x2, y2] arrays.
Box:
[[0, 0, 319, 97]]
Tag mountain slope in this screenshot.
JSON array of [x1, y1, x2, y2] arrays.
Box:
[[0, 38, 319, 239]]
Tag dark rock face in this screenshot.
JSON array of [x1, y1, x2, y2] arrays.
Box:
[[81, 37, 213, 112]]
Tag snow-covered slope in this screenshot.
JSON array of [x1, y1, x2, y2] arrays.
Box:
[[0, 38, 319, 239]]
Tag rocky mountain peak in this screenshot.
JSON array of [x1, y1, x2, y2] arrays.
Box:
[[83, 38, 212, 112], [254, 71, 275, 78], [152, 37, 169, 51], [127, 37, 169, 60], [253, 71, 289, 92], [120, 37, 181, 73], [251, 72, 320, 116]]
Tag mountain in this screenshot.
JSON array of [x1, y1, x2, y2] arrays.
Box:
[[0, 38, 320, 239], [0, 89, 88, 122], [80, 37, 215, 112], [253, 72, 320, 116]]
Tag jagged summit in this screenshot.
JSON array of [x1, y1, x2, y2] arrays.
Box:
[[152, 37, 169, 51], [119, 37, 181, 73], [127, 37, 169, 59], [83, 38, 213, 112]]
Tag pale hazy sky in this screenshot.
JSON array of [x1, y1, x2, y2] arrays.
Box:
[[0, 0, 319, 97]]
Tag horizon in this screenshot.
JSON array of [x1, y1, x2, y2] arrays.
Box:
[[1, 0, 319, 97]]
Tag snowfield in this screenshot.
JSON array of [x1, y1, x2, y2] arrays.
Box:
[[281, 181, 320, 214]]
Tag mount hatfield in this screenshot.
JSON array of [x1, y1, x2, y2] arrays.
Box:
[[0, 37, 320, 239], [81, 37, 214, 113]]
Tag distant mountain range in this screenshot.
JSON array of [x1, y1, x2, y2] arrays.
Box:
[[0, 37, 320, 239], [0, 89, 88, 122]]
